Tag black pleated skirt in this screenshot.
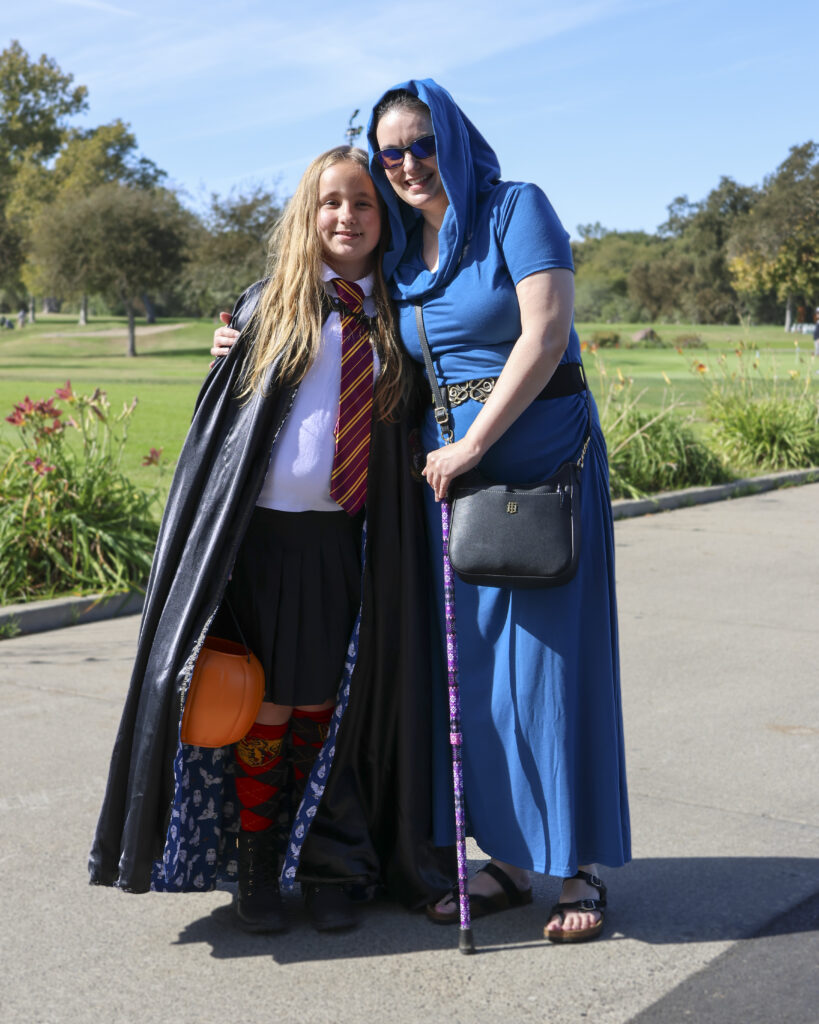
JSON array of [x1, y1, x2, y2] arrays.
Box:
[[215, 506, 363, 706]]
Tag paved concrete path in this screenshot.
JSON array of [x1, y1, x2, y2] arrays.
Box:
[[1, 485, 816, 1024]]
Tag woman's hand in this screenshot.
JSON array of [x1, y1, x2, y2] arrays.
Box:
[[422, 437, 482, 502], [211, 312, 239, 358]]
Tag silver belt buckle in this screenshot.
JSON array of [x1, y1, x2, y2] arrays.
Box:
[[447, 377, 497, 407]]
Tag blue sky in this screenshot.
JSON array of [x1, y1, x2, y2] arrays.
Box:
[[3, 0, 816, 238]]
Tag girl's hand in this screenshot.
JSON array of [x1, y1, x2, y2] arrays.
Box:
[[422, 438, 482, 502], [211, 312, 239, 358]]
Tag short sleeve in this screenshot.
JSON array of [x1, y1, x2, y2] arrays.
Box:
[[495, 183, 574, 285]]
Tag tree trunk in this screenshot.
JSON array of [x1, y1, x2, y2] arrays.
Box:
[[126, 304, 137, 357], [78, 294, 88, 326], [28, 296, 36, 323], [784, 294, 793, 331]]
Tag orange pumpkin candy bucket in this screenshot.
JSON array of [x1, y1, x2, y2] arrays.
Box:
[[180, 635, 265, 748]]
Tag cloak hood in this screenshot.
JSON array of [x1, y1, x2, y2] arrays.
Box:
[[366, 78, 501, 300]]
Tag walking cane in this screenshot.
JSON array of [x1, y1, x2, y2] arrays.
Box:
[[441, 496, 475, 955], [414, 301, 475, 953]]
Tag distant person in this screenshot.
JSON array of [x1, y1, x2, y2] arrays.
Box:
[[17, 308, 25, 329]]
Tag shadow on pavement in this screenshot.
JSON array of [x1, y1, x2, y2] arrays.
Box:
[[171, 855, 819, 962], [613, 856, 819, 944], [628, 890, 819, 1024]]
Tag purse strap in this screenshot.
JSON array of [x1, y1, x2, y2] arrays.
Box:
[[415, 304, 454, 444], [414, 303, 593, 468]]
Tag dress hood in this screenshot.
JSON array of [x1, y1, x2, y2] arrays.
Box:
[[367, 78, 501, 299]]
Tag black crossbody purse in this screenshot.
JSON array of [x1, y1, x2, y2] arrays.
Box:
[[415, 304, 591, 589]]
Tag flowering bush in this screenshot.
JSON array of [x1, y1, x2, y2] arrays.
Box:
[[698, 346, 819, 471], [590, 355, 731, 498], [1, 382, 161, 604]]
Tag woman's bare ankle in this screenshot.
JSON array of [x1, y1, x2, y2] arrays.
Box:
[[490, 858, 530, 891]]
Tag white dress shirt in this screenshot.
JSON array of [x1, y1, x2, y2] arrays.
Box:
[[255, 264, 379, 512]]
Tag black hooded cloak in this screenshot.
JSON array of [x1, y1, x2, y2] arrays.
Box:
[[88, 282, 453, 906]]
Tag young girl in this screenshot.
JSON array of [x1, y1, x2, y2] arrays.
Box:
[[89, 146, 451, 933]]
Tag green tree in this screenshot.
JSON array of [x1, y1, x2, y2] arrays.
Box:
[[30, 183, 189, 355], [9, 120, 167, 320], [183, 186, 281, 315], [0, 41, 88, 301], [627, 250, 693, 321], [728, 142, 819, 328], [658, 177, 757, 323], [0, 40, 87, 170], [573, 229, 664, 321]]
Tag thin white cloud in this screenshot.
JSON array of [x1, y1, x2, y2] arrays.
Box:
[[63, 0, 655, 106], [53, 0, 137, 16]]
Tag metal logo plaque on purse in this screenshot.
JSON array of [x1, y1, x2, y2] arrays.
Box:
[[414, 304, 591, 589]]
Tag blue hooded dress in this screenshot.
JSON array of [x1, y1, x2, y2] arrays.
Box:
[[368, 79, 630, 876]]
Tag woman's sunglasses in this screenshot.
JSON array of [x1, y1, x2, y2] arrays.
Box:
[[374, 135, 437, 169]]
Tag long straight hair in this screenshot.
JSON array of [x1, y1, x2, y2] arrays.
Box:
[[241, 146, 408, 420]]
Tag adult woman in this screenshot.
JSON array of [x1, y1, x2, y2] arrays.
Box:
[[368, 80, 630, 942]]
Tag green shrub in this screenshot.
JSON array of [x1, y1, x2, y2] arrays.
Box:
[[0, 617, 21, 639], [591, 357, 731, 498], [626, 329, 670, 349], [0, 383, 161, 604], [698, 349, 819, 472], [674, 333, 707, 349], [606, 405, 730, 497], [591, 330, 621, 348], [707, 391, 819, 471]]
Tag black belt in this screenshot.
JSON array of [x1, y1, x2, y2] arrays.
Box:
[[441, 362, 587, 408]]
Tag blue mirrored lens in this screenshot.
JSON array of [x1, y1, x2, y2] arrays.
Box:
[[377, 135, 436, 167], [410, 135, 436, 159]]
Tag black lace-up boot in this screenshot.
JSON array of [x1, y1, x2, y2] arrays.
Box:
[[236, 829, 288, 933]]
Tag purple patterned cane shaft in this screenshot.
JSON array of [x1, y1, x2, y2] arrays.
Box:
[[441, 497, 471, 933]]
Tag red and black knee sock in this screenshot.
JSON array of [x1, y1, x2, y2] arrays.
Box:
[[290, 706, 333, 809], [234, 721, 289, 833]]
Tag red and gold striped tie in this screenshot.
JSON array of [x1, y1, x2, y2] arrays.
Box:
[[330, 278, 373, 515]]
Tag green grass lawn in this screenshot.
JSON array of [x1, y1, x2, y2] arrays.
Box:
[[2, 313, 814, 495], [0, 314, 218, 493], [577, 320, 812, 409]]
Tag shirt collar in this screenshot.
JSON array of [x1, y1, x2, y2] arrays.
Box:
[[321, 262, 374, 298]]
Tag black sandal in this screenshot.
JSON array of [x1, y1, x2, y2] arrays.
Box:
[[544, 869, 607, 944], [426, 861, 533, 925]]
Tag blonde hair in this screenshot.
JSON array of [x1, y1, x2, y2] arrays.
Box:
[[241, 146, 408, 420]]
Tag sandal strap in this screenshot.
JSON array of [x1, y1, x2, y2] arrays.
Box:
[[571, 870, 607, 904], [478, 861, 523, 904], [548, 897, 605, 921]]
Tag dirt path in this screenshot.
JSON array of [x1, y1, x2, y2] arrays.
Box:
[[35, 323, 192, 340]]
